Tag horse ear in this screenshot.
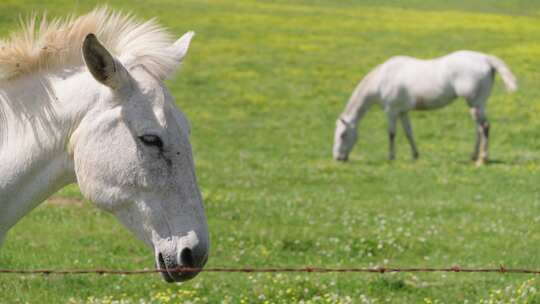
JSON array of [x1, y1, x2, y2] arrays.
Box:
[[83, 33, 129, 89], [169, 31, 195, 63]]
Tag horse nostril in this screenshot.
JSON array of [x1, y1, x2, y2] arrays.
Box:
[[180, 248, 195, 267]]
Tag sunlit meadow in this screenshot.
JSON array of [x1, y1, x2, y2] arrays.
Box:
[[0, 0, 539, 303]]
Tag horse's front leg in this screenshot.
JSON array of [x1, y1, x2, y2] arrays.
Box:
[[387, 112, 398, 160], [399, 112, 419, 159], [470, 107, 489, 165]]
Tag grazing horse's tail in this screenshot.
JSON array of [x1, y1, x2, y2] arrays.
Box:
[[486, 55, 518, 92]]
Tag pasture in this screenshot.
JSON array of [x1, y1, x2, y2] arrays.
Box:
[[1, 0, 539, 302]]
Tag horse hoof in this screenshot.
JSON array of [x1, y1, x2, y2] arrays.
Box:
[[475, 159, 487, 166]]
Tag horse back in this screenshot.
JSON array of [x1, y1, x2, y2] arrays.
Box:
[[375, 56, 454, 108]]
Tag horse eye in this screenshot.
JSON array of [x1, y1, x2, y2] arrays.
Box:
[[139, 135, 163, 149], [340, 132, 347, 139]]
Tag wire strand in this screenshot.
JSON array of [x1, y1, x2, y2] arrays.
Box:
[[0, 266, 539, 276]]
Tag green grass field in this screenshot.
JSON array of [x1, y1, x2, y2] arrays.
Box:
[[1, 0, 540, 303]]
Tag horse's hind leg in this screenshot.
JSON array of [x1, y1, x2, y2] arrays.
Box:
[[399, 112, 419, 159], [466, 76, 493, 165], [469, 108, 481, 161], [469, 106, 489, 165]]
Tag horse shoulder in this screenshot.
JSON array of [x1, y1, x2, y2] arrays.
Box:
[[376, 58, 418, 91]]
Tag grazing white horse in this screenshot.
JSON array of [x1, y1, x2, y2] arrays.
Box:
[[333, 50, 517, 165], [0, 8, 209, 282]]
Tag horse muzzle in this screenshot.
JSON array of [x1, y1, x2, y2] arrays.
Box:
[[154, 232, 209, 282], [155, 245, 208, 282]]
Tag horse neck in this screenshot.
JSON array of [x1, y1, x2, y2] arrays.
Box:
[[341, 84, 375, 126], [0, 69, 99, 235]]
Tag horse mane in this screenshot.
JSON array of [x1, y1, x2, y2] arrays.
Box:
[[0, 6, 179, 81]]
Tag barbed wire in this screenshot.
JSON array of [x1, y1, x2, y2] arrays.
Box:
[[0, 266, 539, 276]]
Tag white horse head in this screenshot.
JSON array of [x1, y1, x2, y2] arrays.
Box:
[[0, 8, 208, 282], [75, 33, 208, 282], [333, 117, 357, 161]]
